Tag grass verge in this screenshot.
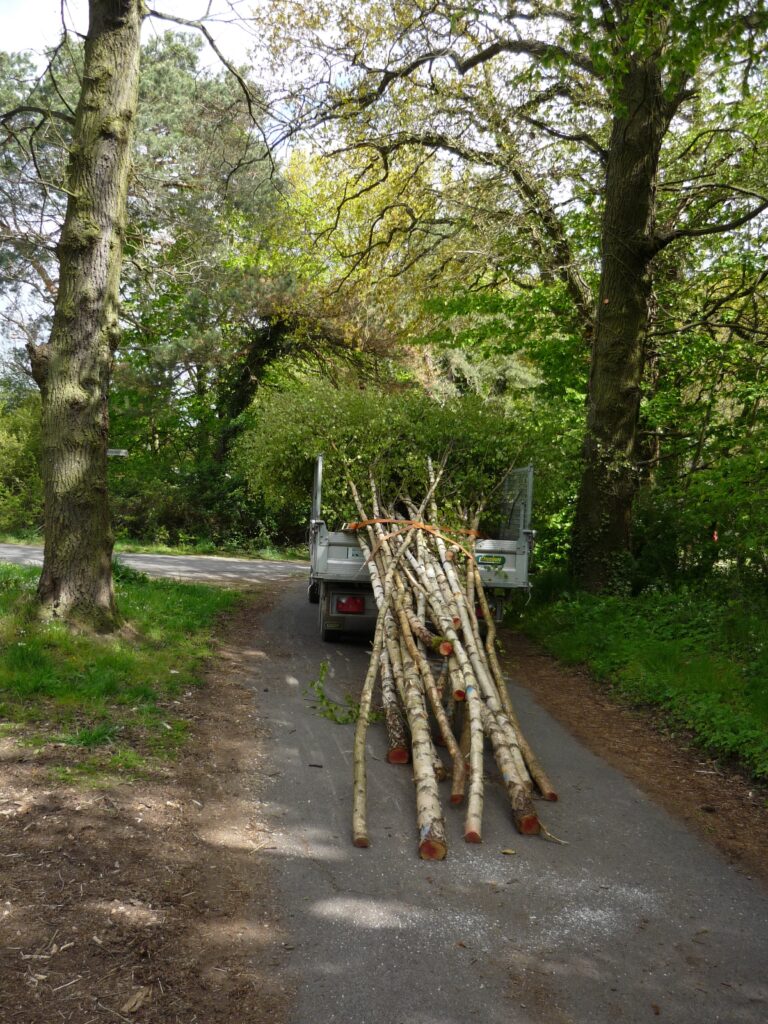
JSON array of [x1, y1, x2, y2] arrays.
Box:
[[114, 537, 309, 561], [519, 579, 768, 779], [0, 562, 239, 783]]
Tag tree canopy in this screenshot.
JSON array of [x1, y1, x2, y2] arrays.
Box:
[[0, 1, 767, 623]]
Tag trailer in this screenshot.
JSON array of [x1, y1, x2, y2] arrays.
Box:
[[308, 455, 535, 641]]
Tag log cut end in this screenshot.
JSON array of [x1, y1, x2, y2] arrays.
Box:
[[449, 792, 464, 806], [464, 828, 482, 844], [387, 747, 410, 764], [438, 640, 454, 656], [516, 813, 541, 836], [452, 687, 466, 702], [540, 790, 558, 802], [419, 838, 448, 860], [353, 835, 371, 848]]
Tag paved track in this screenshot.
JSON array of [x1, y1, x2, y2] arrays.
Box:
[[249, 581, 768, 1024], [4, 543, 766, 1021], [0, 542, 309, 585]]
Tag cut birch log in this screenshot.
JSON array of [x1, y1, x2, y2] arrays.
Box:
[[352, 608, 388, 848], [394, 588, 466, 805], [471, 562, 558, 802], [380, 647, 409, 764], [463, 679, 485, 843], [480, 704, 541, 835], [396, 634, 448, 858], [342, 459, 552, 856]]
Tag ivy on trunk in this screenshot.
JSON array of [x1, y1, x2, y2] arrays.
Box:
[[571, 59, 673, 591]]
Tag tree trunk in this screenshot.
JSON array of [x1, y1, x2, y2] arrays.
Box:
[[29, 0, 143, 630], [571, 59, 669, 591]]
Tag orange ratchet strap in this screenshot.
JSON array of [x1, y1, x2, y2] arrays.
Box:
[[344, 517, 481, 539]]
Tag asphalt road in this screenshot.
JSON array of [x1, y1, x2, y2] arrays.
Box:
[[249, 581, 768, 1024], [0, 542, 309, 585], [3, 543, 766, 1021]]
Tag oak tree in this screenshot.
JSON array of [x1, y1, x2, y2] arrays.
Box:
[[259, 0, 768, 588]]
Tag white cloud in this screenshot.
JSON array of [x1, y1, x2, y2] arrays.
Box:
[[0, 0, 86, 55]]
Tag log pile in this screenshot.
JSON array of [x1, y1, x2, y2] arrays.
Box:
[[348, 464, 557, 860]]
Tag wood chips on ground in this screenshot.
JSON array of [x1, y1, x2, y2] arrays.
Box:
[[0, 592, 291, 1024]]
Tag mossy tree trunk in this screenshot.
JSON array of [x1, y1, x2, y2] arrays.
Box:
[[28, 0, 143, 631], [571, 59, 671, 592]]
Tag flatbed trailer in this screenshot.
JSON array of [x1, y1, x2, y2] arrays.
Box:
[[308, 455, 535, 641]]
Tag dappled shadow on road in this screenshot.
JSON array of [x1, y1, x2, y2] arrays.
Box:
[[241, 581, 768, 1024], [505, 633, 768, 888], [0, 543, 310, 588], [5, 584, 767, 1024], [250, 791, 768, 1024]]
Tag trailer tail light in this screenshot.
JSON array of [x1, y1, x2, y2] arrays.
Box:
[[336, 595, 365, 614]]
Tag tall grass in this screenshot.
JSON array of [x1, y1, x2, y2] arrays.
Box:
[[520, 578, 768, 779]]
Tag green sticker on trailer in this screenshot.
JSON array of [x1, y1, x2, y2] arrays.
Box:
[[477, 554, 506, 568]]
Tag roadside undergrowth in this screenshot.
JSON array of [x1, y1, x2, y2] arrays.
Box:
[[0, 563, 239, 783], [519, 579, 768, 780], [113, 538, 309, 561]]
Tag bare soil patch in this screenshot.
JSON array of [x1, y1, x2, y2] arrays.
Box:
[[0, 590, 291, 1024], [504, 632, 768, 888]]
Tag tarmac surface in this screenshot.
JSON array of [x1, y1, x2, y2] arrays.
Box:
[[248, 580, 768, 1024], [0, 542, 309, 585], [2, 544, 766, 1022]]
